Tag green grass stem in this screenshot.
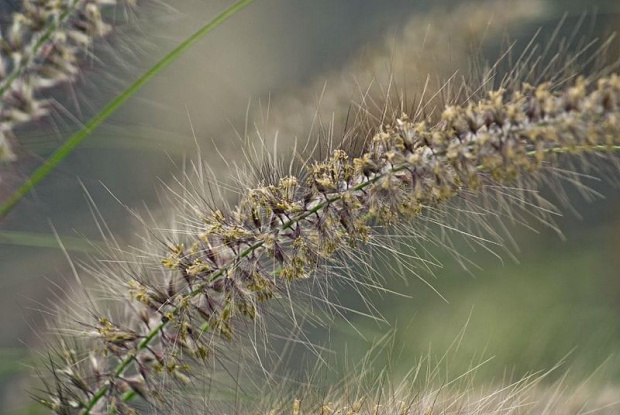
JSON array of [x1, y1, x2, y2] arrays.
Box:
[[0, 230, 103, 253]]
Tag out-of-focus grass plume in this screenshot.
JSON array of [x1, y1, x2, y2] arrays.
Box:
[[0, 0, 135, 164]]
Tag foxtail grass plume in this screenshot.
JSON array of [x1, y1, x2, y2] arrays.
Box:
[[35, 64, 620, 413], [268, 374, 620, 415], [250, 343, 620, 415], [0, 0, 135, 163]]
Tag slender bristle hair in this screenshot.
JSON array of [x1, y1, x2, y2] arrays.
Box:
[[0, 0, 135, 163], [27, 3, 620, 415]]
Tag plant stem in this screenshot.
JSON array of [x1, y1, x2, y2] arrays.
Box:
[[0, 230, 103, 252]]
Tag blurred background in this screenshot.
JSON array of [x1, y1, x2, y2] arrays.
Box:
[[1, 0, 620, 413]]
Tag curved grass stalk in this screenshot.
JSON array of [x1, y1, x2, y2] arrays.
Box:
[[0, 0, 256, 219]]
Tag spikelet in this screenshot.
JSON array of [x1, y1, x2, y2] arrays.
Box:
[[0, 0, 135, 163], [34, 66, 620, 413]]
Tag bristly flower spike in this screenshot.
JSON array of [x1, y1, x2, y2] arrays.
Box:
[[38, 72, 620, 414]]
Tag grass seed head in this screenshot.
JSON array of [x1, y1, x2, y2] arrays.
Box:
[[35, 69, 620, 414], [0, 0, 135, 164]]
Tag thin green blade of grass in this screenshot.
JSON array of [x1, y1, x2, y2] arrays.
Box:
[[26, 124, 196, 155], [0, 230, 103, 253], [0, 0, 256, 219]]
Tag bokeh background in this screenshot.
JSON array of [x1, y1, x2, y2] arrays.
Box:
[[1, 0, 620, 413]]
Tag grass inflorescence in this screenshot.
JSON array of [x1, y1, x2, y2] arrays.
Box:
[[249, 341, 620, 415], [35, 66, 620, 413]]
